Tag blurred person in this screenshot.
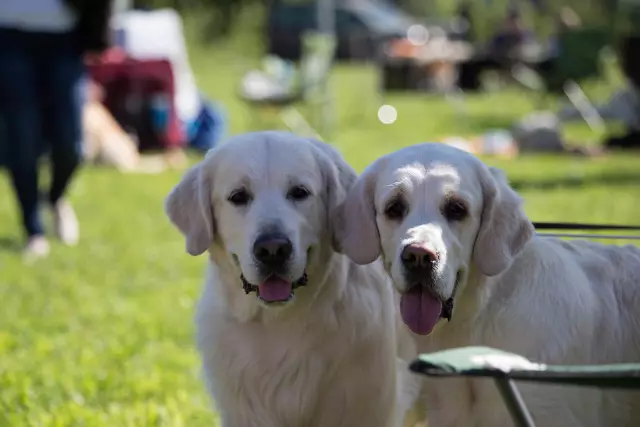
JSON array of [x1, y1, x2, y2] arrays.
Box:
[[548, 7, 582, 58], [0, 0, 114, 258], [488, 9, 535, 60], [535, 7, 582, 88]]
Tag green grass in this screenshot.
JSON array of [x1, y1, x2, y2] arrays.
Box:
[[1, 43, 640, 426]]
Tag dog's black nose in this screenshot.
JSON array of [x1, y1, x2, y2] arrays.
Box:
[[253, 234, 293, 268], [401, 243, 438, 272]]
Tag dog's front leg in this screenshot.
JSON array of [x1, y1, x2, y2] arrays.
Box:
[[394, 357, 426, 427]]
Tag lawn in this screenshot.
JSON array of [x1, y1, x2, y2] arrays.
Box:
[[1, 42, 640, 426]]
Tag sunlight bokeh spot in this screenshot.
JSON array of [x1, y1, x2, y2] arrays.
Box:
[[377, 104, 398, 125]]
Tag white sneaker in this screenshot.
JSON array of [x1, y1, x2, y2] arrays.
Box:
[[52, 199, 79, 246], [23, 235, 50, 260]]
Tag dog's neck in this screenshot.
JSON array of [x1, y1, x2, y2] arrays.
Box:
[[206, 242, 348, 325], [414, 267, 488, 352], [423, 241, 536, 350]]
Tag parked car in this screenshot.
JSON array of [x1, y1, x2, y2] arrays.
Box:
[[266, 0, 419, 61]]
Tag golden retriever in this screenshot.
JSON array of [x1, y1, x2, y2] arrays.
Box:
[[83, 80, 187, 173], [165, 131, 416, 427], [334, 142, 640, 427]]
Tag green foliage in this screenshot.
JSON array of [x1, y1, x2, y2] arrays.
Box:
[[399, 0, 620, 40], [136, 0, 266, 40], [136, 0, 640, 48]]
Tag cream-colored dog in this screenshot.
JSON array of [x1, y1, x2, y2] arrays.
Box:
[[334, 142, 640, 427], [83, 80, 187, 173], [165, 131, 414, 427]]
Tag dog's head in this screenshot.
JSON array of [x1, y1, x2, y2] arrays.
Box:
[[165, 131, 355, 308], [334, 143, 533, 335]]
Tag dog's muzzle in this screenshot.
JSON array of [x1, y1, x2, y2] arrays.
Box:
[[241, 272, 308, 304], [400, 243, 460, 322], [399, 267, 461, 335], [239, 231, 310, 305]]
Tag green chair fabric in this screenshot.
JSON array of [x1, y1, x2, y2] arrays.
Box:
[[238, 31, 336, 139], [541, 28, 610, 94], [410, 346, 640, 390]]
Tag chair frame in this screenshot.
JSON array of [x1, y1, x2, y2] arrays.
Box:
[[410, 346, 640, 427]]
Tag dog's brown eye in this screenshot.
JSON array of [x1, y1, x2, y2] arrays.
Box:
[[287, 185, 311, 202], [443, 199, 467, 221], [227, 189, 252, 206], [384, 198, 406, 221]]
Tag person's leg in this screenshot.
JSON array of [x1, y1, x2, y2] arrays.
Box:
[[0, 29, 49, 256], [40, 33, 86, 245]]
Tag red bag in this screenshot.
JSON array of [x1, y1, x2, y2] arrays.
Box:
[[87, 56, 184, 152]]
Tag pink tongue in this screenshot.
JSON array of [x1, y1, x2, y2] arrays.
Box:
[[258, 276, 293, 302], [400, 287, 442, 335]]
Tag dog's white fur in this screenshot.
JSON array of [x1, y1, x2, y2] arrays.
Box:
[[334, 142, 640, 427], [165, 131, 415, 427]]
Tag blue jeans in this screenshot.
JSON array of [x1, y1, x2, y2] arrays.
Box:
[[0, 28, 85, 238]]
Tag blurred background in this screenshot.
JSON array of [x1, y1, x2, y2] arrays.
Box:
[[1, 0, 640, 425]]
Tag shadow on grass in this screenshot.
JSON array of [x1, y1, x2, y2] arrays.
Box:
[[0, 236, 20, 252], [511, 171, 640, 191]]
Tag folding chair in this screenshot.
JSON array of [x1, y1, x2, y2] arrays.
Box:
[[239, 31, 337, 140], [410, 346, 640, 427], [513, 28, 611, 133]]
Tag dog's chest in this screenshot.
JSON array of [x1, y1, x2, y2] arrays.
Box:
[[416, 319, 479, 427], [207, 324, 352, 426], [422, 377, 475, 427]]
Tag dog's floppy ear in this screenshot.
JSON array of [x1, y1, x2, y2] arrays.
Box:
[[308, 140, 358, 249], [308, 139, 356, 211], [164, 162, 215, 256], [332, 160, 381, 265], [473, 166, 534, 276]]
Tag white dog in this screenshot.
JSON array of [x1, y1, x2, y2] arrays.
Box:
[[165, 131, 412, 427], [334, 142, 640, 427]]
